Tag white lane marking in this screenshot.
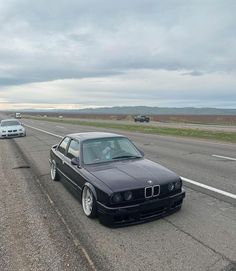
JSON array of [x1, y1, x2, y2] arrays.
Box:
[[56, 125, 66, 129], [181, 177, 236, 200], [25, 124, 63, 139], [25, 124, 236, 201], [212, 154, 236, 161]]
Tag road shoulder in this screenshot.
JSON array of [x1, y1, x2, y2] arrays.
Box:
[[0, 139, 93, 271]]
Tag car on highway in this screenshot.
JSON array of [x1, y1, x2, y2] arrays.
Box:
[[49, 132, 185, 226], [0, 119, 26, 138], [15, 112, 22, 119], [134, 115, 150, 122]]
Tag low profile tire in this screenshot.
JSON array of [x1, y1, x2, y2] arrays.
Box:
[[82, 186, 97, 218], [50, 160, 60, 181]]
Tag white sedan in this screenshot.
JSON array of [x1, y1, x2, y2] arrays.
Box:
[[0, 119, 26, 138]]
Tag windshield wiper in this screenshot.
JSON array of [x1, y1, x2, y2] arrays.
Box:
[[112, 155, 141, 160]]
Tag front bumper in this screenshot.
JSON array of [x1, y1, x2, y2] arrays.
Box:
[[1, 132, 25, 138], [98, 189, 185, 226]]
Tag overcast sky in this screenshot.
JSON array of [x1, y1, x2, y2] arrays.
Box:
[[0, 0, 236, 110]]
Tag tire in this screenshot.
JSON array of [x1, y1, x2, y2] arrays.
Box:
[[50, 160, 60, 181], [82, 186, 97, 218]]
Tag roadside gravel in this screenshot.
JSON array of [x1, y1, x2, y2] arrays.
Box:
[[0, 139, 93, 271]]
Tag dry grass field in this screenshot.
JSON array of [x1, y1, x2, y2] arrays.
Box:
[[24, 113, 236, 126], [22, 113, 236, 143]]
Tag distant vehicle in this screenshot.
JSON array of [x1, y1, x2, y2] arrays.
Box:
[[134, 115, 150, 122], [49, 132, 185, 226], [15, 112, 21, 119], [0, 119, 26, 138]]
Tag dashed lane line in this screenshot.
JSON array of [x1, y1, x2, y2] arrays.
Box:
[[25, 124, 63, 139], [212, 154, 236, 162]]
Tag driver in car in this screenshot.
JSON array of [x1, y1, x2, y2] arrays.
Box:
[[102, 141, 112, 160]]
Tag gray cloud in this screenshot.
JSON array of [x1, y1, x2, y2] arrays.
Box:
[[0, 0, 236, 108], [182, 71, 204, 76], [1, 69, 235, 108]]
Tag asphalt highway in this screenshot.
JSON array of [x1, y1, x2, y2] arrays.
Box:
[[1, 115, 236, 271], [24, 118, 236, 196]]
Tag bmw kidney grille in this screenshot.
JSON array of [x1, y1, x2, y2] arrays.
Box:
[[145, 185, 160, 198]]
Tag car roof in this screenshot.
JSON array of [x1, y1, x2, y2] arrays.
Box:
[[67, 132, 124, 141], [1, 118, 20, 123]]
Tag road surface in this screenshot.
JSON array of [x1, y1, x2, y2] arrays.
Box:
[[0, 115, 235, 271]]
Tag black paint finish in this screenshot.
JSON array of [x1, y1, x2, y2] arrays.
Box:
[[50, 132, 185, 226]]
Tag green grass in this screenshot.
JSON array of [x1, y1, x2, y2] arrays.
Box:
[[24, 116, 236, 143]]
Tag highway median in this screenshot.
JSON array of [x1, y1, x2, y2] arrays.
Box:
[[23, 115, 236, 143]]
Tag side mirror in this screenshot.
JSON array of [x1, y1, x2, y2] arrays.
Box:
[[52, 144, 58, 149], [71, 157, 81, 168]]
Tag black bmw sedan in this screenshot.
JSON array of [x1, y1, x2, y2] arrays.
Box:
[[49, 132, 185, 226]]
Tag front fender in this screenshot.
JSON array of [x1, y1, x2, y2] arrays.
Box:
[[83, 182, 98, 200]]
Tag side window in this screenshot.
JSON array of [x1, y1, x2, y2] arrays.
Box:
[[67, 139, 80, 159], [58, 137, 70, 155]]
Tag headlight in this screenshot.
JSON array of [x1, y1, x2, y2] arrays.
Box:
[[124, 191, 133, 201], [19, 129, 23, 131], [112, 193, 123, 203], [2, 130, 6, 133], [175, 180, 182, 189], [168, 182, 175, 191]]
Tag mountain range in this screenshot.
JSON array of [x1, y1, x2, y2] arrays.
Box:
[[3, 106, 236, 115]]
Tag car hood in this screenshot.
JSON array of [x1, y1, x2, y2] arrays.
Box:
[[87, 158, 179, 192], [0, 125, 23, 130]]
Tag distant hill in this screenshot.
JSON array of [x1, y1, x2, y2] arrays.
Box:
[[76, 106, 236, 115], [5, 106, 236, 115]]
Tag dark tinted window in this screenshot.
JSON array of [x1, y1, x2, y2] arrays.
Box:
[[58, 137, 70, 155], [67, 140, 80, 159]]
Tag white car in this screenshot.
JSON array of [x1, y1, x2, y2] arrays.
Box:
[[0, 119, 26, 138]]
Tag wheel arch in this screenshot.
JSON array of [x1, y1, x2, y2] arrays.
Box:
[[82, 182, 98, 200]]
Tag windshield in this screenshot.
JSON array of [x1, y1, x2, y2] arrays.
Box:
[[82, 137, 142, 165], [1, 121, 21, 127]]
